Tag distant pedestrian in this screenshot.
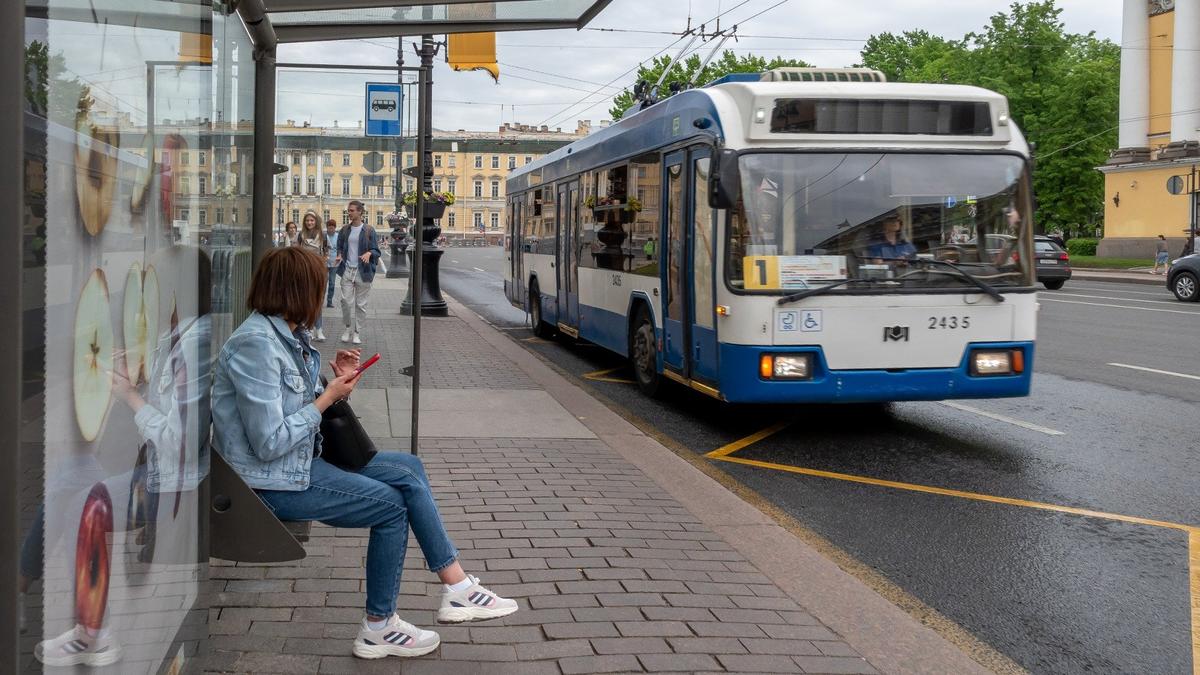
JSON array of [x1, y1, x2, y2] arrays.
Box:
[[279, 221, 298, 247], [297, 211, 329, 340], [1181, 235, 1195, 260], [325, 219, 340, 308], [336, 200, 381, 345], [1152, 234, 1170, 275]]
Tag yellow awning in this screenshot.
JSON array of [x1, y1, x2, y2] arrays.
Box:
[[447, 32, 499, 83]]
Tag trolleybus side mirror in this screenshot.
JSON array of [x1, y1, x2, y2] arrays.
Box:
[[710, 148, 740, 210]]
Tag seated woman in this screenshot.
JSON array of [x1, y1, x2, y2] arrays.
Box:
[[211, 247, 516, 660]]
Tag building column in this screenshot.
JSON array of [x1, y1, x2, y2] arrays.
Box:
[[316, 151, 324, 195], [285, 159, 293, 196], [1171, 0, 1200, 144], [1116, 0, 1151, 157]]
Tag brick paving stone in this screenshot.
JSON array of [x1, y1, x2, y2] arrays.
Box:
[[638, 653, 722, 672], [467, 626, 545, 644], [815, 641, 862, 657], [558, 654, 643, 674], [718, 653, 811, 672], [615, 620, 694, 637], [437, 643, 518, 661], [740, 637, 825, 656], [590, 636, 672, 655], [542, 621, 620, 639], [667, 636, 750, 654], [514, 638, 595, 660]]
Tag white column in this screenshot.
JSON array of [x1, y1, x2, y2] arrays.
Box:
[[286, 159, 293, 196], [316, 152, 324, 194], [301, 153, 309, 194], [1119, 0, 1151, 148], [1171, 0, 1200, 143], [239, 151, 249, 195]]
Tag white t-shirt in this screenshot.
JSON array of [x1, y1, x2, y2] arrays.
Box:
[[346, 224, 364, 269]]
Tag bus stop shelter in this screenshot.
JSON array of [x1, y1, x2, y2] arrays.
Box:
[[0, 1, 611, 668]]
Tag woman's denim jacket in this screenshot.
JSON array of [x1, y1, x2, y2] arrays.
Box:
[[211, 312, 323, 491]]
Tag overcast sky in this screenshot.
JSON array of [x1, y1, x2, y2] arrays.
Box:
[[275, 0, 1122, 133]]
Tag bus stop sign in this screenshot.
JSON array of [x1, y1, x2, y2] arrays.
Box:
[[365, 82, 402, 137]]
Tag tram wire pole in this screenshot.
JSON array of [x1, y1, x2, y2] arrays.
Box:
[[408, 32, 438, 456]]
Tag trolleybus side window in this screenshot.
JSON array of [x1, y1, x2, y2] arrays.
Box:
[[665, 162, 685, 321], [629, 154, 661, 277], [693, 157, 715, 330]]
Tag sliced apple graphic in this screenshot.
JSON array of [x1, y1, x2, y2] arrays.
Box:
[[122, 263, 159, 384], [74, 111, 119, 237], [74, 269, 114, 442]]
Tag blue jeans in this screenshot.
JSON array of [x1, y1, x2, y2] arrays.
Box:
[[326, 267, 338, 305], [256, 453, 458, 617]]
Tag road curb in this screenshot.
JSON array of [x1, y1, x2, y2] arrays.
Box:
[[1070, 271, 1169, 287], [441, 291, 1003, 675]]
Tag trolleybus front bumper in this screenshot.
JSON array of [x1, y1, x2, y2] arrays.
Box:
[[717, 342, 1034, 404]]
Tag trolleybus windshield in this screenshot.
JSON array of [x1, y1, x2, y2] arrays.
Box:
[[727, 153, 1034, 293]]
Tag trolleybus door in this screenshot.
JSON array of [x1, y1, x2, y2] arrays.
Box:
[[509, 196, 523, 303], [556, 181, 581, 329], [661, 152, 689, 375], [662, 148, 720, 383]]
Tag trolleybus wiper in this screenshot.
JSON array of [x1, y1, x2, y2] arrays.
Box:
[[876, 257, 1006, 303], [776, 278, 876, 305]]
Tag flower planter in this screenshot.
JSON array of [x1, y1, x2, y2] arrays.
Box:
[[420, 202, 447, 220]]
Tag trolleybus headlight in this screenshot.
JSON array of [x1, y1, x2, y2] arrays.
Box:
[[760, 354, 813, 380], [970, 349, 1023, 376]]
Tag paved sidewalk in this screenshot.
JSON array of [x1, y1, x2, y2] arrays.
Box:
[[199, 278, 991, 674], [1071, 268, 1169, 286]]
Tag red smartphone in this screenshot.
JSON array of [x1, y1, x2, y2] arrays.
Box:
[[352, 353, 380, 378]]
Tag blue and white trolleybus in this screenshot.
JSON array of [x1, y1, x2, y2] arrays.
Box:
[[505, 68, 1037, 403]]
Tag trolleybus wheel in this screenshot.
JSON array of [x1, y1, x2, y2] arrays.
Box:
[[529, 283, 554, 337], [630, 307, 661, 397]]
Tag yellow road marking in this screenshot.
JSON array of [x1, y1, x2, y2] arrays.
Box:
[[1191, 531, 1200, 675], [712, 454, 1196, 533], [705, 422, 792, 459], [521, 336, 552, 344], [582, 367, 637, 384]]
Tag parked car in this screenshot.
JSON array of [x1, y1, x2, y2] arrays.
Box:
[[1167, 254, 1200, 301], [1033, 235, 1071, 290]]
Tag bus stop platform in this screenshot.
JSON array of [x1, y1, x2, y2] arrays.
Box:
[[199, 277, 991, 675]]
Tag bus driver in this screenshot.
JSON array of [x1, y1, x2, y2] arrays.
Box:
[[868, 213, 917, 264]]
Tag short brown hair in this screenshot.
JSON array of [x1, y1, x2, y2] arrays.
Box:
[[246, 247, 327, 328]]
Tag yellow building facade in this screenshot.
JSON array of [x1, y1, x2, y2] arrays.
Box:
[[267, 121, 591, 243], [1100, 0, 1200, 257]]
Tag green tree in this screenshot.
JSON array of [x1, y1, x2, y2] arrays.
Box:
[[609, 51, 811, 120], [858, 1, 1119, 235]]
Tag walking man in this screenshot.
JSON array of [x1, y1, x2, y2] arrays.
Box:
[[336, 201, 380, 345], [325, 219, 340, 307]]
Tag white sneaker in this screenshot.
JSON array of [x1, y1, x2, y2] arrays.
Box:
[[352, 332, 362, 345], [35, 624, 122, 667], [352, 614, 439, 659], [437, 575, 519, 623], [314, 328, 326, 341], [340, 329, 352, 343]]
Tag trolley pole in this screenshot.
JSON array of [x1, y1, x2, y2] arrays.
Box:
[[387, 36, 409, 278]]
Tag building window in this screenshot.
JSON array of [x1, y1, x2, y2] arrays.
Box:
[[292, 176, 300, 193], [508, 156, 516, 169], [448, 212, 456, 228], [342, 178, 351, 195], [199, 209, 207, 226], [448, 155, 456, 168], [525, 155, 532, 164], [181, 177, 191, 194], [376, 185, 384, 197], [292, 208, 300, 223], [181, 151, 190, 165], [181, 208, 190, 221], [433, 179, 442, 192], [199, 175, 207, 195], [473, 180, 483, 198], [473, 212, 483, 229], [490, 213, 499, 230], [434, 154, 442, 168], [232, 207, 238, 223], [406, 154, 415, 167], [342, 153, 351, 166], [474, 155, 483, 169], [307, 153, 315, 165], [323, 209, 330, 222], [390, 154, 397, 167], [277, 208, 283, 224], [343, 210, 350, 225], [323, 177, 331, 195], [491, 155, 500, 169], [275, 176, 285, 193], [490, 181, 500, 199], [216, 207, 224, 224], [405, 179, 414, 192], [376, 212, 384, 226], [308, 176, 316, 194], [323, 152, 332, 165], [290, 153, 299, 165], [198, 151, 207, 166], [448, 179, 457, 195]]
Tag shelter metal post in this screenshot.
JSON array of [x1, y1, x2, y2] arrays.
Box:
[[252, 46, 277, 268]]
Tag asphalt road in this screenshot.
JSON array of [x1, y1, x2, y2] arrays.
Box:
[[440, 247, 1199, 675]]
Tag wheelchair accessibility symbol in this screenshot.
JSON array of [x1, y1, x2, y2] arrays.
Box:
[[777, 309, 822, 333]]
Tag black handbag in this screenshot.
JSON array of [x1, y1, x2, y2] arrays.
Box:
[[318, 377, 377, 470]]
